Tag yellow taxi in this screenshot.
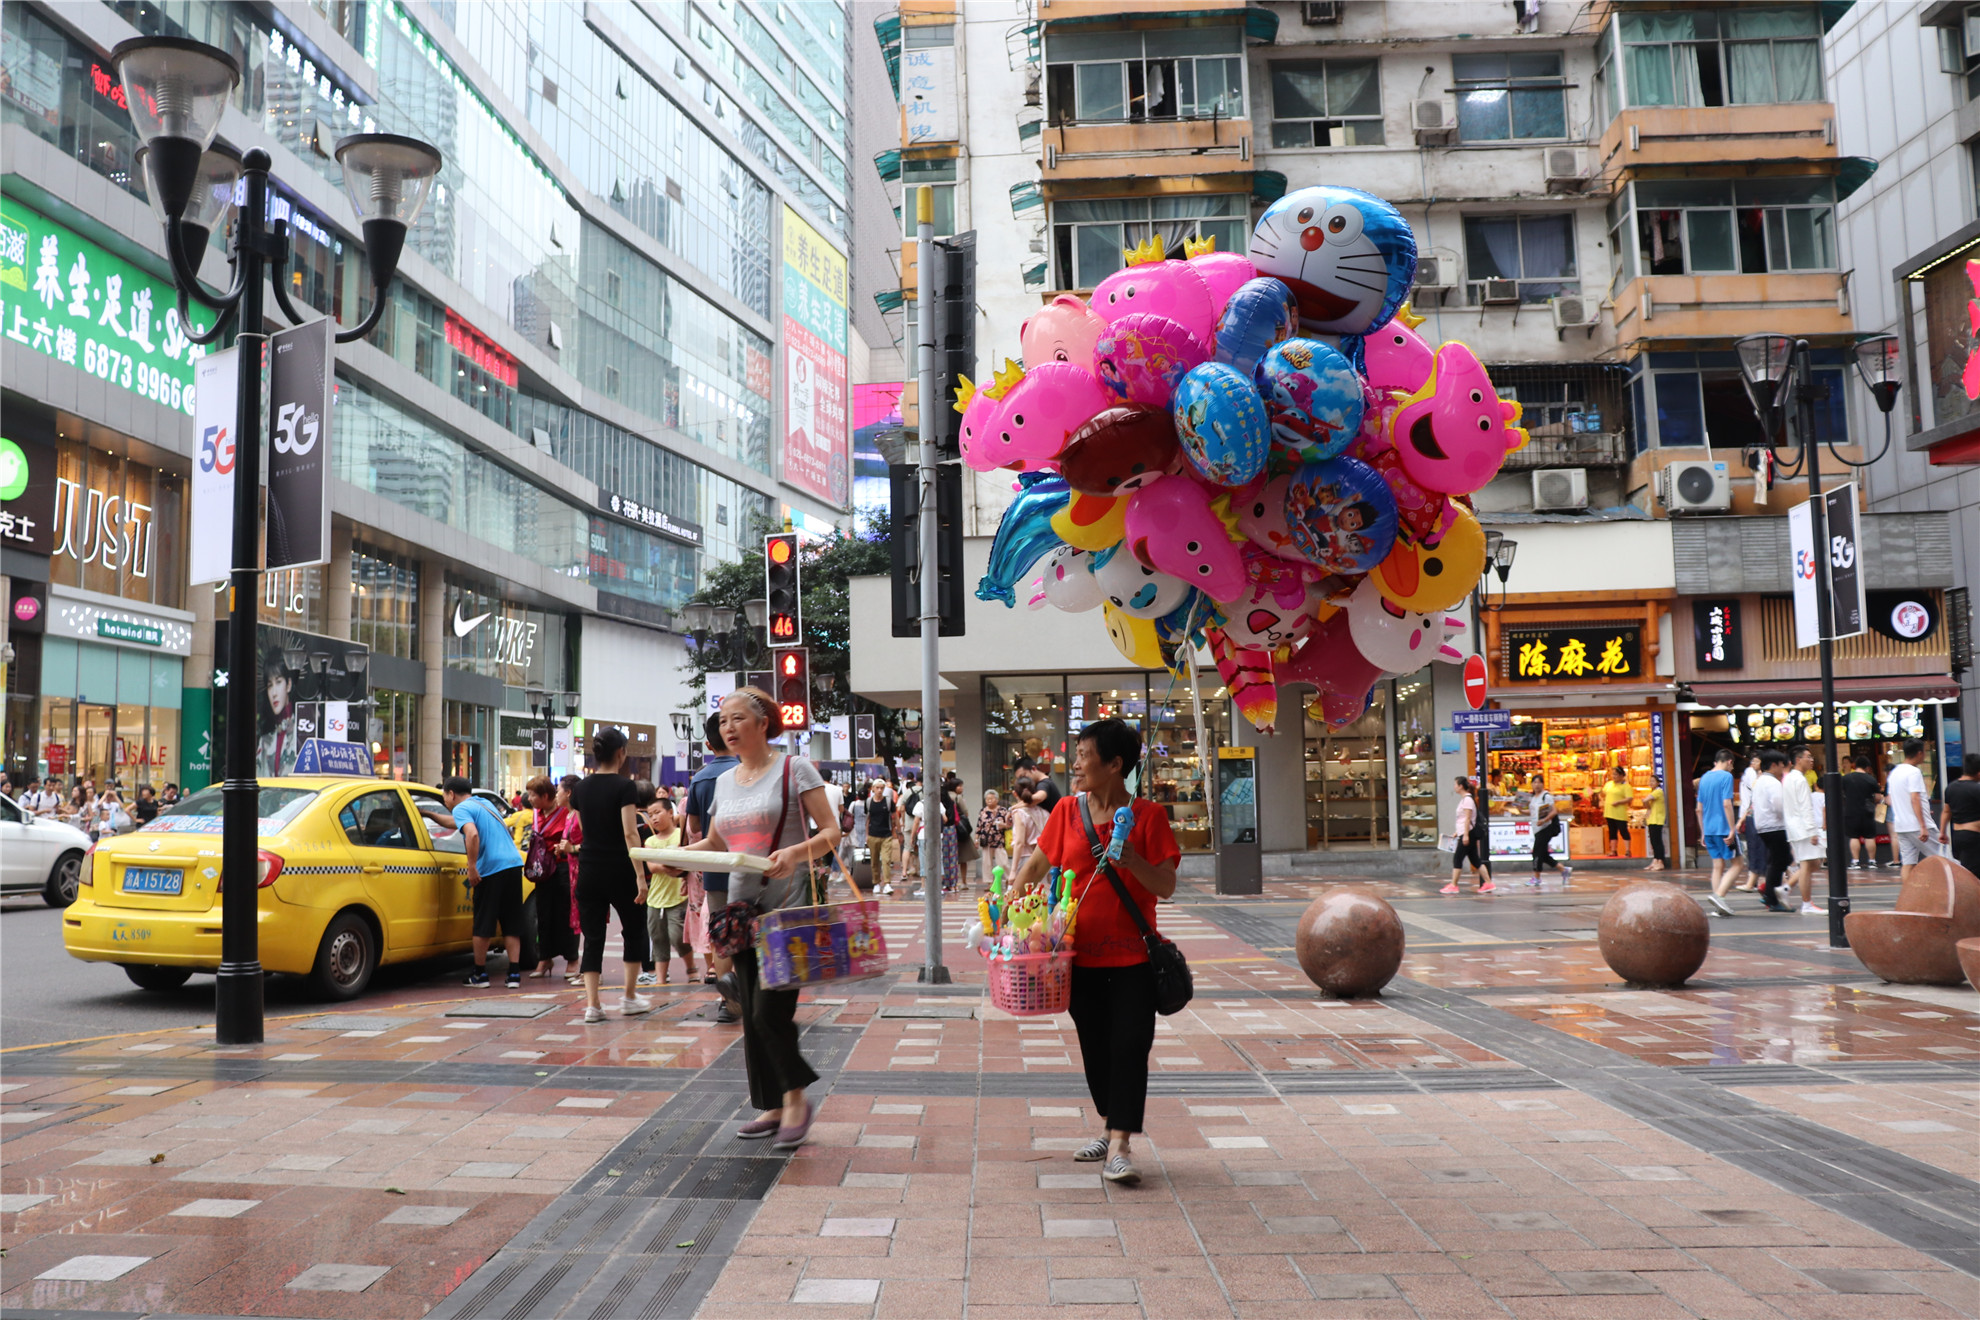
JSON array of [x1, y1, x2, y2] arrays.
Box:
[[63, 776, 532, 1000]]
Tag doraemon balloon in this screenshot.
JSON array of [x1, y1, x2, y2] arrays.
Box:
[[1249, 185, 1416, 349], [1122, 475, 1246, 603], [1212, 277, 1298, 377], [1172, 362, 1270, 488], [1388, 341, 1529, 495], [1091, 252, 1217, 337], [1092, 542, 1190, 619], [1020, 294, 1108, 370], [1095, 312, 1209, 407], [1038, 545, 1104, 613], [1343, 576, 1467, 673], [1257, 338, 1365, 464]]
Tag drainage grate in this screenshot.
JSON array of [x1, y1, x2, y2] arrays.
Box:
[[878, 1005, 976, 1019], [445, 1000, 562, 1019]]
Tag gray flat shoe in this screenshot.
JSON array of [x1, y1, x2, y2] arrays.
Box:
[[1102, 1153, 1140, 1185], [1073, 1138, 1108, 1162]]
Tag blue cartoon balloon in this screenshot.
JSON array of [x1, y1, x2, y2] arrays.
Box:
[[1257, 338, 1366, 465], [1283, 456, 1397, 575], [976, 475, 1069, 608], [1171, 362, 1270, 489], [1248, 186, 1417, 360], [1213, 277, 1299, 377]]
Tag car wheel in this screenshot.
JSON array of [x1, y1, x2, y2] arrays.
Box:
[[123, 964, 193, 992], [309, 912, 377, 1000], [43, 851, 83, 907]]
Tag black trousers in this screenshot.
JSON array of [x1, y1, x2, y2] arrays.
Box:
[[1760, 829, 1792, 898], [1531, 820, 1562, 872], [1452, 834, 1488, 873], [1949, 829, 1980, 876], [533, 865, 577, 963], [1069, 962, 1157, 1135], [1647, 823, 1666, 864], [734, 946, 818, 1110], [577, 861, 650, 974]]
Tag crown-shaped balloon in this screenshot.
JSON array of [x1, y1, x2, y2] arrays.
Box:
[[982, 358, 1026, 401], [1122, 233, 1166, 267], [952, 374, 977, 413], [1395, 301, 1427, 330], [1182, 234, 1217, 259]]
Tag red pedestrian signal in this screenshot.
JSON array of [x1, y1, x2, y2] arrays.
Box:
[[775, 647, 810, 731], [764, 532, 800, 646]]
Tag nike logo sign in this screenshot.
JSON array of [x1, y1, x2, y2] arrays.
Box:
[[453, 605, 492, 637]]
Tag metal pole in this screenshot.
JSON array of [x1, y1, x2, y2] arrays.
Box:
[[915, 187, 948, 983], [1791, 340, 1850, 948], [215, 150, 271, 1044], [1472, 592, 1490, 857]]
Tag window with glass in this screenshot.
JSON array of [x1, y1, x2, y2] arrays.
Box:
[[1051, 195, 1249, 291], [1270, 59, 1385, 147], [1304, 684, 1392, 848], [352, 543, 422, 661], [47, 440, 186, 611], [1454, 52, 1568, 141], [1641, 362, 1844, 449], [1462, 214, 1579, 304], [983, 676, 1069, 795], [1618, 8, 1822, 108], [901, 159, 959, 238], [1045, 26, 1245, 125], [368, 689, 419, 780], [1619, 179, 1836, 279], [444, 699, 487, 786]]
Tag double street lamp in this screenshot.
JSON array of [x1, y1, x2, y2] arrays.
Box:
[[680, 598, 770, 674], [1732, 331, 1903, 950], [112, 35, 442, 1043], [526, 689, 581, 777], [1472, 532, 1518, 837]]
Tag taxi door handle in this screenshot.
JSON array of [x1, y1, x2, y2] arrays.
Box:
[[362, 864, 384, 875]]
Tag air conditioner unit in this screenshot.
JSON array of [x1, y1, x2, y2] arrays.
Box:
[[1550, 293, 1596, 337], [1411, 100, 1454, 145], [1302, 1, 1344, 23], [1660, 460, 1733, 513], [1532, 468, 1588, 512], [1544, 147, 1587, 192], [1480, 278, 1521, 305]]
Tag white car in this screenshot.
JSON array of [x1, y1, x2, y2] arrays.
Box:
[[0, 793, 91, 906]]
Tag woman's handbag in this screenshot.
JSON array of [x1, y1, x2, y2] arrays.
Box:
[[523, 824, 556, 880], [1076, 796, 1193, 1016], [707, 758, 796, 958]]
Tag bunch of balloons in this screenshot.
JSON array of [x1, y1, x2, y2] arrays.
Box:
[[970, 185, 1529, 734]]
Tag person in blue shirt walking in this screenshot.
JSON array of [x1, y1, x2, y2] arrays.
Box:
[[421, 776, 529, 988], [1695, 748, 1741, 918]]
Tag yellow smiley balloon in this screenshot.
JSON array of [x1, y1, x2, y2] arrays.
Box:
[[1051, 490, 1129, 551], [1102, 603, 1167, 669], [1373, 502, 1486, 613]]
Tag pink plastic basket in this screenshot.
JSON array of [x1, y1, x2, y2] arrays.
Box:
[[986, 950, 1074, 1016]]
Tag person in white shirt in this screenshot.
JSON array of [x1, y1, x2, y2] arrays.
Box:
[[1781, 746, 1826, 915], [1734, 753, 1767, 891], [1885, 739, 1938, 881], [1750, 749, 1792, 912]]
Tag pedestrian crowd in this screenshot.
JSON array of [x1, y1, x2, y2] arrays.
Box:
[[1, 771, 175, 840]]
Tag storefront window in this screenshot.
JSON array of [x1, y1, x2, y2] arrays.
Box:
[[48, 440, 185, 610], [1396, 673, 1436, 845], [352, 544, 421, 660], [263, 567, 327, 636], [444, 699, 487, 786], [1144, 682, 1226, 854], [984, 675, 1069, 793], [1304, 684, 1392, 848], [35, 639, 184, 790], [1486, 711, 1661, 861], [369, 689, 419, 780]]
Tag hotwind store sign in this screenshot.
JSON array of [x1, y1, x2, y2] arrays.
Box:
[[0, 199, 209, 414], [1502, 625, 1641, 683]]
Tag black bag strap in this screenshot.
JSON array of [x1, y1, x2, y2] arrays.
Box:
[[1076, 793, 1161, 948]]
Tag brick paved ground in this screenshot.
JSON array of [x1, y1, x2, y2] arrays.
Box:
[[3, 865, 1976, 1318]]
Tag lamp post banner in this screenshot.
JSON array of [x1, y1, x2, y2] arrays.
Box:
[[1787, 499, 1820, 651], [266, 317, 333, 570], [1824, 482, 1865, 641], [190, 346, 239, 586]]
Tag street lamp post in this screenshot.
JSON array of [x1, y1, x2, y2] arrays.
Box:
[[113, 36, 440, 1043], [1733, 333, 1901, 950], [1471, 535, 1517, 844], [527, 689, 581, 779]]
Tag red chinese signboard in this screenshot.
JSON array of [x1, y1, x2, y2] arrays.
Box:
[[444, 311, 520, 388]]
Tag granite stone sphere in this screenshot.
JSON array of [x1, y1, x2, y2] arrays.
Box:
[[1957, 937, 1980, 989], [1598, 880, 1710, 987], [1294, 886, 1404, 997]]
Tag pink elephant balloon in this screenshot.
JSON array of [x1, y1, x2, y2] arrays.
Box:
[[1091, 260, 1217, 339], [1188, 251, 1257, 316], [1213, 547, 1326, 652], [1095, 312, 1211, 407], [1123, 474, 1247, 602], [1231, 474, 1301, 560], [1389, 341, 1529, 495], [1020, 294, 1108, 371], [959, 362, 1113, 472], [1343, 576, 1467, 673], [1362, 317, 1435, 395]]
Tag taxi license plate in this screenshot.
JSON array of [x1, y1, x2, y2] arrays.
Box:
[[122, 867, 183, 896]]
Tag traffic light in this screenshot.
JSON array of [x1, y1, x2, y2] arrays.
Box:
[[928, 231, 976, 459], [889, 463, 964, 637], [764, 531, 800, 647], [774, 647, 810, 731]]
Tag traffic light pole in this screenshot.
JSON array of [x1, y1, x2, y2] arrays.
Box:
[[915, 187, 949, 984]]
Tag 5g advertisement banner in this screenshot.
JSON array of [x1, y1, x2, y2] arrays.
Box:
[[190, 346, 239, 586], [267, 317, 332, 570]]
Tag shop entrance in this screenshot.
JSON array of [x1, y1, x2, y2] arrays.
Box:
[[1484, 711, 1664, 862]]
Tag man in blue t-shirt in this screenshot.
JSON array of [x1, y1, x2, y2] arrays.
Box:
[[420, 777, 528, 987], [1696, 748, 1741, 918]]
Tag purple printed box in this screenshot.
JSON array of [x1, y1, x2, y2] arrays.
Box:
[[755, 899, 889, 989]]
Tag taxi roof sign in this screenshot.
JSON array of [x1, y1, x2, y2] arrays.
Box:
[[292, 738, 375, 776]]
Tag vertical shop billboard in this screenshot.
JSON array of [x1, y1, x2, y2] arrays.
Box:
[[781, 207, 848, 508]]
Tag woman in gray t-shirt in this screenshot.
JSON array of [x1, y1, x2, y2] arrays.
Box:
[[680, 687, 841, 1150]]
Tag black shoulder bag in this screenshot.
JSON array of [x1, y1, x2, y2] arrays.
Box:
[[1076, 794, 1192, 1016]]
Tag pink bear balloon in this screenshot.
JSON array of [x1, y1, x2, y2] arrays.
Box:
[[1091, 260, 1217, 339], [1343, 576, 1466, 673], [1095, 312, 1210, 407], [1122, 475, 1247, 602], [1213, 547, 1325, 652], [1362, 317, 1435, 395], [1389, 341, 1529, 495], [1020, 294, 1108, 371], [958, 362, 1113, 472], [1188, 251, 1257, 316]]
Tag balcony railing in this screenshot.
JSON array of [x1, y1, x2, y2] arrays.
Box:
[[1501, 428, 1630, 469]]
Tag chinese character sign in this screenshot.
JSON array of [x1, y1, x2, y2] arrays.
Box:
[[902, 45, 959, 144], [1691, 598, 1743, 671], [1503, 625, 1641, 683], [0, 199, 209, 415], [782, 207, 848, 507]]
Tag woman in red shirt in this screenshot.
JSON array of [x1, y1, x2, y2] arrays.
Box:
[[1012, 718, 1180, 1186], [524, 775, 578, 979]]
